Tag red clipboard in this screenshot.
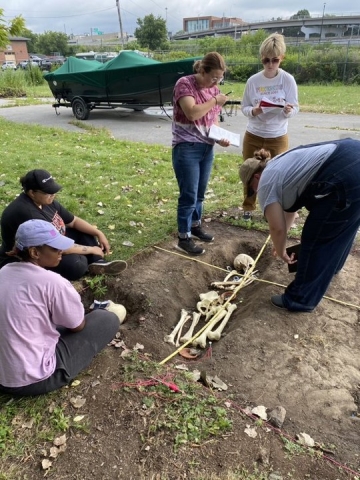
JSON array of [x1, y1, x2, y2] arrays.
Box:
[[259, 100, 284, 109]]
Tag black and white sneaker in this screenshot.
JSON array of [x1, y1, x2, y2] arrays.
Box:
[[191, 226, 214, 242], [88, 259, 127, 276], [176, 237, 205, 256]]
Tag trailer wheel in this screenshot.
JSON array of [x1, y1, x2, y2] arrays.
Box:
[[72, 97, 90, 120]]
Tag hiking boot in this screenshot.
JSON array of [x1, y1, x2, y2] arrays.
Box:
[[88, 259, 127, 276], [191, 226, 214, 242], [243, 211, 252, 221], [90, 299, 127, 324], [176, 237, 205, 256]]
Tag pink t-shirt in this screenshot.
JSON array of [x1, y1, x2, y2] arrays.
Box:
[[0, 263, 84, 387], [172, 74, 221, 146]]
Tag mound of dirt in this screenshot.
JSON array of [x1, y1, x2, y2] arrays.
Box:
[[25, 221, 360, 479]]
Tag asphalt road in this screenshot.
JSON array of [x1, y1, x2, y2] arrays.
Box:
[[1, 101, 359, 155]]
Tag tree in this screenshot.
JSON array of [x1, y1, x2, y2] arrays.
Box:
[[134, 14, 168, 51], [35, 31, 69, 56], [0, 8, 25, 49], [19, 27, 38, 54], [291, 9, 311, 20], [285, 10, 311, 37]]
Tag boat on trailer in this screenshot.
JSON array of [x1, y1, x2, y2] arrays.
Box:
[[44, 51, 200, 120]]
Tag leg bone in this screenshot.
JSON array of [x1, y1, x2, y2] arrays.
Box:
[[192, 309, 227, 349], [207, 304, 237, 341], [164, 309, 190, 345], [180, 311, 201, 344]]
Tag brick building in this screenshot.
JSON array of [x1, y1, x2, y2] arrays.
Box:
[[0, 37, 30, 64]]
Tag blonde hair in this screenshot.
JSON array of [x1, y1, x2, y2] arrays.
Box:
[[259, 33, 286, 58], [193, 52, 226, 74]]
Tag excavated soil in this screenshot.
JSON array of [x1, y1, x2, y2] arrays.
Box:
[[15, 220, 360, 479]]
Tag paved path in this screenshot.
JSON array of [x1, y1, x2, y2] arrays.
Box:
[[1, 102, 359, 154]]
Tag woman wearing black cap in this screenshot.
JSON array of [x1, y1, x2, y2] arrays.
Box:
[[0, 169, 126, 280]]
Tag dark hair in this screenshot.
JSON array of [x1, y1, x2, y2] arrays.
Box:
[[6, 246, 32, 261], [193, 52, 226, 74], [253, 148, 271, 162], [6, 244, 47, 262]]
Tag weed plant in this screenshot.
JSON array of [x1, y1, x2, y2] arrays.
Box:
[[119, 353, 232, 451]]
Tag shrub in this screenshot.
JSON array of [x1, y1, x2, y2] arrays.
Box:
[[24, 65, 45, 86], [0, 69, 26, 97]]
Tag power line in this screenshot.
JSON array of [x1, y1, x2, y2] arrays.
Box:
[[3, 6, 115, 20]]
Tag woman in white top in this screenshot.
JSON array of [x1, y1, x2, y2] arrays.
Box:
[[241, 33, 299, 220]]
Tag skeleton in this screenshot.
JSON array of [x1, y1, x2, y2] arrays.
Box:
[[174, 288, 225, 348], [166, 254, 258, 350], [164, 309, 191, 346]]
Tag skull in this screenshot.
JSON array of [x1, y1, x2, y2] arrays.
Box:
[[233, 253, 255, 273]]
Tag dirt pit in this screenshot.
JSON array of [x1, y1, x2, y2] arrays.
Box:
[[26, 220, 360, 479]]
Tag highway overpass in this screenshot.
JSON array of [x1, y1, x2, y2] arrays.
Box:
[[173, 14, 360, 41]]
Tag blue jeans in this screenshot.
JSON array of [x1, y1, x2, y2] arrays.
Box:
[[172, 142, 214, 235], [283, 138, 360, 311]]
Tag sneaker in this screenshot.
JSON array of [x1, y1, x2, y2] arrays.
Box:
[[270, 295, 287, 310], [176, 237, 205, 256], [191, 226, 214, 242], [90, 299, 127, 324], [88, 259, 127, 276], [243, 211, 252, 221]]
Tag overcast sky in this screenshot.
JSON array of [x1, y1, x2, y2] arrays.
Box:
[[4, 1, 360, 38]]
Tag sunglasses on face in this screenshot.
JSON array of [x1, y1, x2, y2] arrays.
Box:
[[262, 57, 281, 65]]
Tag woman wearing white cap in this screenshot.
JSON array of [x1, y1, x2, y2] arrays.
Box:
[[0, 219, 125, 396], [0, 169, 127, 280]]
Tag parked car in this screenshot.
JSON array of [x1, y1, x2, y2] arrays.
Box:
[[39, 58, 53, 71], [1, 61, 16, 70], [29, 55, 43, 63], [17, 60, 29, 69], [17, 60, 40, 69]]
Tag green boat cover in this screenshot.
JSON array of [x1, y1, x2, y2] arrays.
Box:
[[44, 51, 199, 90]]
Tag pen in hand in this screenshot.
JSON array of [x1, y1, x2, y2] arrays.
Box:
[[225, 91, 233, 95]]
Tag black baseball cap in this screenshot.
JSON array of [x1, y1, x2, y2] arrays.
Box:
[[20, 169, 62, 194]]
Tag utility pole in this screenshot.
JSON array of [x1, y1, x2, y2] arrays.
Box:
[[165, 7, 168, 39], [319, 3, 326, 44], [116, 0, 125, 50]]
